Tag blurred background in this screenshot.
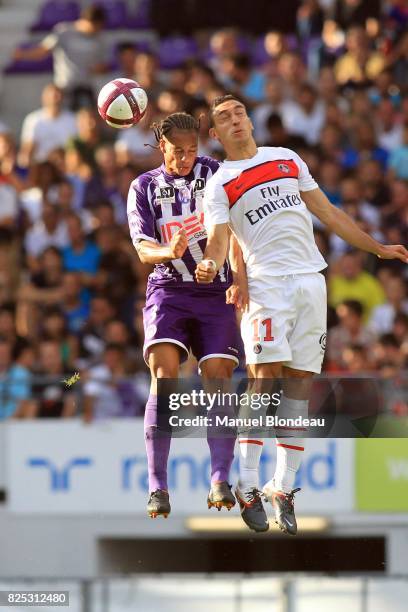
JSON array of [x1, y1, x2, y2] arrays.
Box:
[[0, 0, 407, 610]]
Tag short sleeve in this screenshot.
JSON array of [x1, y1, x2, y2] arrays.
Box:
[[41, 31, 59, 51], [127, 178, 158, 246], [20, 112, 36, 144], [292, 151, 319, 192], [203, 176, 230, 229]]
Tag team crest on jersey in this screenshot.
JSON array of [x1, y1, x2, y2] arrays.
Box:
[[278, 163, 290, 173], [253, 343, 262, 354], [193, 178, 206, 194], [155, 185, 175, 203]]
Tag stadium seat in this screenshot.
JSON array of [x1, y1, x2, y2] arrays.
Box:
[[97, 0, 128, 29], [158, 36, 198, 69], [4, 42, 53, 74], [30, 0, 80, 33], [127, 0, 152, 29]]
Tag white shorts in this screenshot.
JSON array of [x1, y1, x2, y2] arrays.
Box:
[[241, 272, 327, 373]]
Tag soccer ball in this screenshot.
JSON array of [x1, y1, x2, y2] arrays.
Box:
[[97, 78, 148, 129]]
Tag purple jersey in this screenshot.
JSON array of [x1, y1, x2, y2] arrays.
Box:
[[127, 156, 231, 287]]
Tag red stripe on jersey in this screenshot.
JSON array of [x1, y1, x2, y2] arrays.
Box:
[[223, 159, 299, 208], [238, 439, 264, 445]]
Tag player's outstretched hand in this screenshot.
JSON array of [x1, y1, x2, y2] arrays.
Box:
[[195, 259, 217, 283], [226, 283, 249, 312], [377, 244, 408, 263], [169, 229, 188, 259]]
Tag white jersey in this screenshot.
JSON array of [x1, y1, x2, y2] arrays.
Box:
[[203, 147, 327, 279]]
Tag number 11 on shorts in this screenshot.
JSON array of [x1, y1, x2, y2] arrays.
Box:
[[252, 318, 274, 342]]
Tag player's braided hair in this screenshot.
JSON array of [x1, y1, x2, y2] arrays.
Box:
[[151, 112, 200, 143]]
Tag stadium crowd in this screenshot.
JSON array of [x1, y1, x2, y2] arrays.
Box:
[[0, 0, 407, 420]]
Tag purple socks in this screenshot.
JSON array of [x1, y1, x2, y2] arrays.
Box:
[[144, 394, 171, 492]]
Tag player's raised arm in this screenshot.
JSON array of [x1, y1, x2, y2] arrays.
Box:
[[301, 187, 408, 263], [195, 176, 231, 283], [195, 223, 229, 283]]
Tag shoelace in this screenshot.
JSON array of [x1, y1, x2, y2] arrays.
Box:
[[243, 488, 263, 506], [282, 487, 301, 510]]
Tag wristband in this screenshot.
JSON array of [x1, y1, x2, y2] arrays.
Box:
[[204, 259, 217, 271]]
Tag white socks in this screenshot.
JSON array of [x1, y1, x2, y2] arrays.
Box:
[[237, 437, 264, 490], [272, 396, 307, 493]]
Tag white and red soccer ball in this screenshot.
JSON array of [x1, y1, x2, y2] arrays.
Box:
[[97, 78, 148, 129]]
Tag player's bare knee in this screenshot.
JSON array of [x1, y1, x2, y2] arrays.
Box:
[[200, 358, 235, 379], [252, 362, 283, 378]]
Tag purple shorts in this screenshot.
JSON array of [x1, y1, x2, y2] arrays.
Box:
[[143, 284, 242, 368]]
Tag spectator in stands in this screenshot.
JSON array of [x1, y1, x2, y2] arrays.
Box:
[[62, 213, 101, 284], [252, 77, 286, 142], [185, 61, 218, 103], [82, 343, 144, 421], [24, 202, 69, 262], [0, 179, 18, 231], [116, 42, 137, 80], [343, 117, 388, 170], [375, 97, 403, 153], [0, 132, 25, 192], [327, 300, 377, 369], [209, 28, 241, 76], [20, 161, 61, 224], [133, 51, 165, 102], [341, 344, 372, 373], [53, 179, 94, 231], [334, 25, 385, 86], [21, 339, 77, 418], [19, 84, 77, 167], [221, 53, 266, 103], [60, 272, 90, 335], [14, 4, 109, 110], [0, 303, 24, 352], [41, 306, 79, 369], [281, 82, 326, 145], [358, 158, 390, 208], [369, 274, 408, 335], [77, 295, 116, 366], [17, 246, 64, 338], [371, 333, 405, 377], [318, 159, 342, 206], [0, 338, 31, 419], [277, 51, 306, 99], [263, 113, 307, 150], [94, 225, 138, 316], [388, 121, 408, 180], [329, 251, 385, 320]]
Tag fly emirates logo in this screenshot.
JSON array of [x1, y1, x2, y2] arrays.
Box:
[[244, 185, 302, 226]]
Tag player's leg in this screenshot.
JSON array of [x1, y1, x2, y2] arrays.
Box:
[[145, 343, 181, 518], [142, 285, 191, 519], [236, 278, 293, 531], [192, 291, 241, 512], [262, 366, 313, 535], [263, 272, 327, 534], [200, 357, 236, 511]]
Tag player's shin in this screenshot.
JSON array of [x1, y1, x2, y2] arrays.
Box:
[[206, 390, 236, 510], [144, 394, 171, 493], [270, 395, 307, 493]]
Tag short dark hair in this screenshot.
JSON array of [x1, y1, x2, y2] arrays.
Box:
[[208, 94, 245, 127], [152, 112, 200, 143], [81, 4, 106, 24], [340, 300, 364, 318]]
